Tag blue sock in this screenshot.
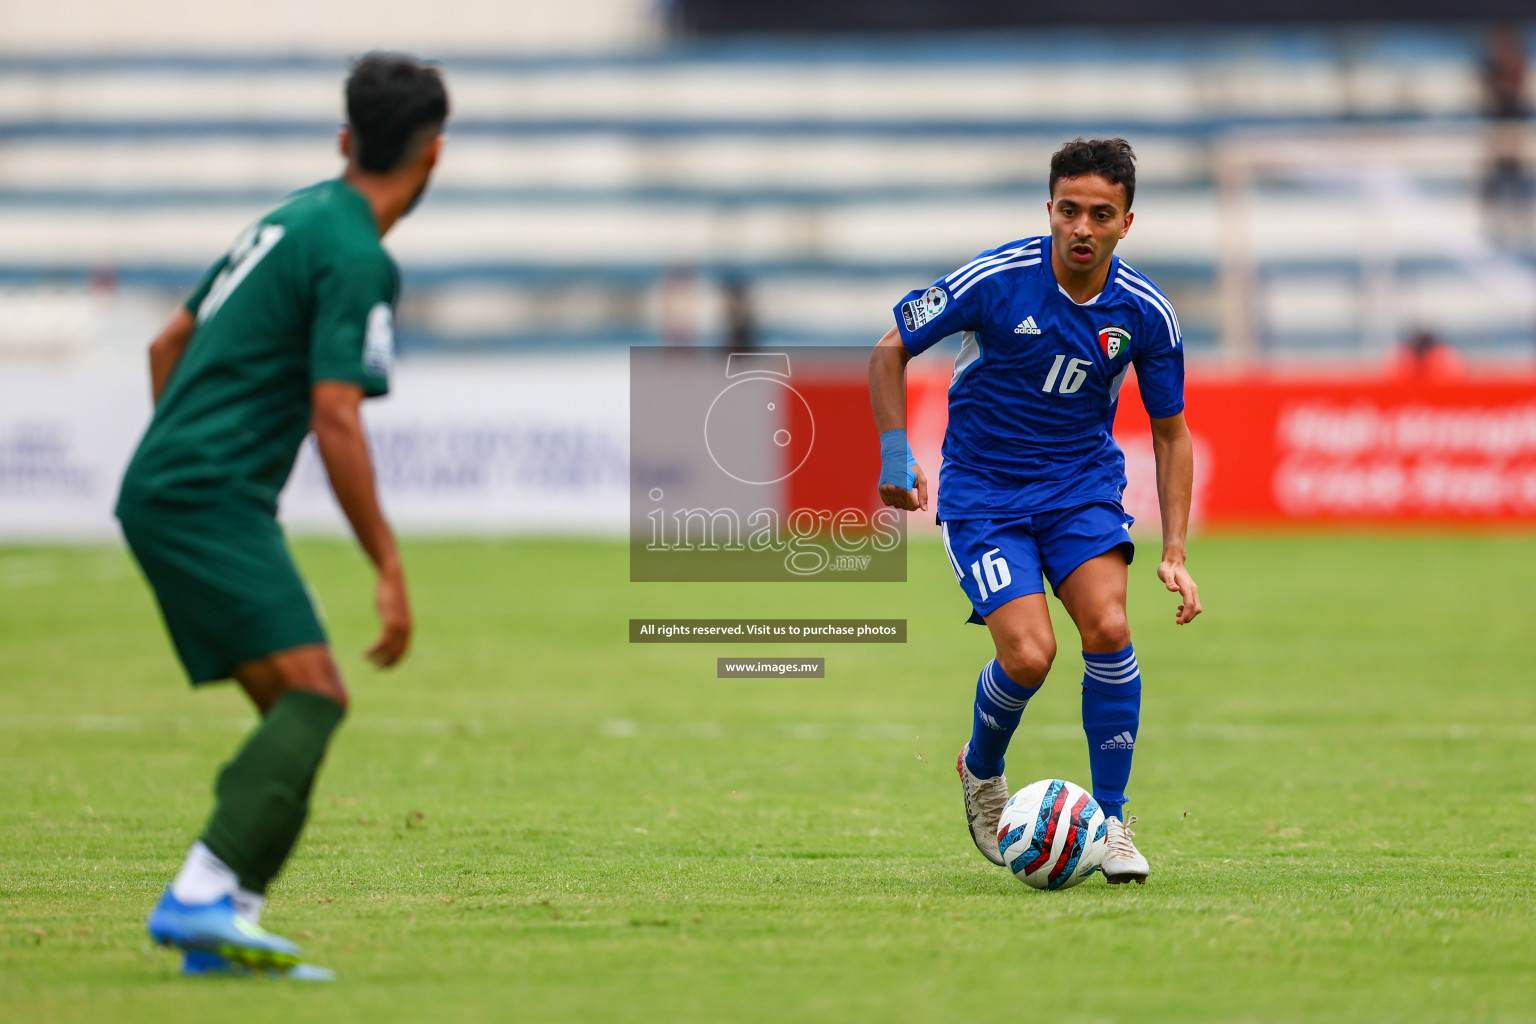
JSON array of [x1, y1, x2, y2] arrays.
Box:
[[963, 659, 1041, 779], [1081, 645, 1142, 821]]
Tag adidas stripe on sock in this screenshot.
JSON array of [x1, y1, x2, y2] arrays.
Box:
[[964, 659, 1041, 779]]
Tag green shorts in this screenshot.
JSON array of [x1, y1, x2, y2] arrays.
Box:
[[117, 501, 327, 685]]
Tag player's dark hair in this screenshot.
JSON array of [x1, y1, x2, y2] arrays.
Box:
[[345, 54, 449, 174], [1049, 137, 1137, 211]]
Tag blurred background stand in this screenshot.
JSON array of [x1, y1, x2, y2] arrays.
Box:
[[720, 274, 757, 352], [1480, 24, 1532, 252], [2, 0, 1535, 538]]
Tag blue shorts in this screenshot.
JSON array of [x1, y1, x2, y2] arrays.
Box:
[[939, 502, 1135, 624]]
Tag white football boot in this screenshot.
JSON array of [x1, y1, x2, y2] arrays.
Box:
[[956, 744, 1009, 866], [1102, 815, 1149, 884]]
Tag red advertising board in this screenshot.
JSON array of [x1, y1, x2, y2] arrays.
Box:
[[906, 369, 1536, 529]]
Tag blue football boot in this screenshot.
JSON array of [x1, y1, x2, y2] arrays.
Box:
[[181, 949, 249, 976], [182, 949, 336, 981], [147, 889, 302, 970]]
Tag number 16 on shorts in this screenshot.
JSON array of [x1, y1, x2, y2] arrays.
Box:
[[971, 547, 1012, 600]]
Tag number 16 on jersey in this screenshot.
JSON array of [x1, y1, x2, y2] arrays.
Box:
[[1042, 354, 1090, 395]]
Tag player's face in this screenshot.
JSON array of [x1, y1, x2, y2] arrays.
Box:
[[1046, 175, 1134, 275]]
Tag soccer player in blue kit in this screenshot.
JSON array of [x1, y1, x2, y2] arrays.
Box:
[[869, 138, 1202, 884]]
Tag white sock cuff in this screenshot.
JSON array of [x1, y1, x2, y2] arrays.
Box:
[[230, 887, 265, 925], [169, 840, 239, 906]]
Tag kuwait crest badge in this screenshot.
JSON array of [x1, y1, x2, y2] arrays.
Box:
[[1098, 324, 1130, 359]]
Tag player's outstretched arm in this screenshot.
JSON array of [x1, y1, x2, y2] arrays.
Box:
[[1150, 412, 1202, 625], [147, 309, 197, 403], [868, 327, 928, 511], [311, 381, 413, 667]]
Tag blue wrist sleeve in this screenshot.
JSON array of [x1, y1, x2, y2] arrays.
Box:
[[878, 429, 917, 490]]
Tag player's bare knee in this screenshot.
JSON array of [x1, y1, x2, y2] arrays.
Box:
[[304, 672, 349, 713], [269, 647, 349, 712], [998, 641, 1054, 687], [301, 663, 349, 713], [1080, 609, 1131, 652], [325, 683, 350, 713]]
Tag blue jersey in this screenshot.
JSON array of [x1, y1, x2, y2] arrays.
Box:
[[894, 234, 1184, 520]]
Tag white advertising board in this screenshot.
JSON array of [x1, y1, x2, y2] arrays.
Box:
[[0, 354, 629, 541]]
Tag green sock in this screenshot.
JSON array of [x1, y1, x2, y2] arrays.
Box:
[[200, 690, 345, 893]]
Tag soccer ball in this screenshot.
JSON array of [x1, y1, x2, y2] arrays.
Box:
[[997, 778, 1108, 890]]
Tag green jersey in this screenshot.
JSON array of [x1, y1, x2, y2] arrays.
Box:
[[118, 179, 396, 516]]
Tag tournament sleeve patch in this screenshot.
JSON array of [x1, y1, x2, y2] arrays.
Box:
[[363, 302, 394, 377], [901, 285, 949, 332]]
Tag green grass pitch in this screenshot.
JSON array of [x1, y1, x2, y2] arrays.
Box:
[[2, 534, 1535, 1022]]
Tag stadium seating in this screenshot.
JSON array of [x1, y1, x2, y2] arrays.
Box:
[[1, 31, 1532, 357]]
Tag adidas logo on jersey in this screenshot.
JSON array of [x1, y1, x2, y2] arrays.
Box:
[[1014, 316, 1042, 335], [1099, 730, 1136, 750]]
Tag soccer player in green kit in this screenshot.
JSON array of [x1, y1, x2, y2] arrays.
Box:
[[116, 55, 448, 979]]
